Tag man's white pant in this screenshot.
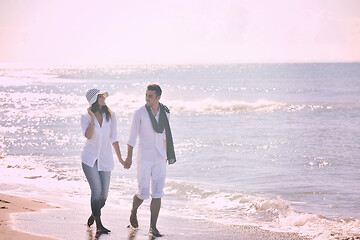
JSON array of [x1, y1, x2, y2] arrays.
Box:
[[136, 153, 167, 200]]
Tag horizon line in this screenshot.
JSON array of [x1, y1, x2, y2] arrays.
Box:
[[0, 60, 359, 68]]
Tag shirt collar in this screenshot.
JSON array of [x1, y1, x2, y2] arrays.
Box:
[[150, 106, 160, 117]]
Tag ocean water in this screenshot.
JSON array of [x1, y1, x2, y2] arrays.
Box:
[[0, 63, 359, 239]]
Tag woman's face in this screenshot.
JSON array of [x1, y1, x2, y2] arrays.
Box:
[[97, 94, 106, 106]]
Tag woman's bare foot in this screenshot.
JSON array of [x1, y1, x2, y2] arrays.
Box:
[[93, 215, 111, 235], [149, 227, 163, 237], [96, 226, 111, 234], [95, 227, 111, 238], [87, 215, 94, 227]]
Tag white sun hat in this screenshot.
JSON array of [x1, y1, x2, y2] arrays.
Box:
[[86, 88, 109, 106]]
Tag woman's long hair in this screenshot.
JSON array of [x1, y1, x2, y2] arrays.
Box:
[[91, 97, 112, 121]]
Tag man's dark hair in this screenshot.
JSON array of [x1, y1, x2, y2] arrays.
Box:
[[147, 84, 162, 97]]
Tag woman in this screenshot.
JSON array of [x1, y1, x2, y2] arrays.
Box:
[[81, 88, 127, 235]]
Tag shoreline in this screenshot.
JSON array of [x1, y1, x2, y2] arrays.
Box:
[[0, 192, 57, 240], [0, 192, 310, 240]]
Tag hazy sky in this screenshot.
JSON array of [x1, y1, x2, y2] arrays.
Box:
[[0, 0, 359, 64]]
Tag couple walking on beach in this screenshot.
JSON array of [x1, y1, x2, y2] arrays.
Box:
[[80, 84, 176, 237]]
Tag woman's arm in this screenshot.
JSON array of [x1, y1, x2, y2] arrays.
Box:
[[109, 112, 128, 169], [85, 107, 95, 139], [112, 141, 127, 168]]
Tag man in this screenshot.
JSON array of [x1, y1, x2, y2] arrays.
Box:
[[125, 84, 176, 237]]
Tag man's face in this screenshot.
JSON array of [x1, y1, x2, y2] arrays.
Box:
[[145, 90, 160, 107]]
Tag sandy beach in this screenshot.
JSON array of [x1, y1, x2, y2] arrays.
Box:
[[0, 192, 310, 240], [2, 0, 360, 238], [0, 192, 57, 240]]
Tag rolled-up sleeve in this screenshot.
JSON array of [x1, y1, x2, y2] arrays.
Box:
[[127, 110, 140, 147], [110, 112, 119, 144], [81, 115, 90, 136]]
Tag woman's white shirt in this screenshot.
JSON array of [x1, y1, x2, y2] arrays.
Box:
[[81, 112, 118, 171]]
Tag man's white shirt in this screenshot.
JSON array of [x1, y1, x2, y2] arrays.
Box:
[[127, 106, 170, 162]]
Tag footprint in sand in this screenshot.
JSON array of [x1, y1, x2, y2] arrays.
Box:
[[23, 207, 35, 212]]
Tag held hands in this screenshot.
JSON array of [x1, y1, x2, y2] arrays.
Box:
[[123, 156, 132, 169], [118, 157, 129, 169], [118, 156, 132, 169]]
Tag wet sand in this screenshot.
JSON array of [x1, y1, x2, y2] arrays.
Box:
[[2, 191, 310, 240], [0, 192, 57, 240]]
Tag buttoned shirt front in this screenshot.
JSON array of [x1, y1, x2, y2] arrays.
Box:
[[127, 106, 169, 162], [81, 112, 118, 171]]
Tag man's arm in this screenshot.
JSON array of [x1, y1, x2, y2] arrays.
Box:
[[125, 110, 140, 169], [125, 144, 133, 168]]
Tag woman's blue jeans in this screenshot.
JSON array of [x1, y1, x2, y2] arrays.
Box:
[[82, 161, 111, 217]]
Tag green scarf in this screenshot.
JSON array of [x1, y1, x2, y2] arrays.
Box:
[[145, 103, 176, 164]]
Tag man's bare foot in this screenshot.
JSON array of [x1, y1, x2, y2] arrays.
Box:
[[129, 211, 139, 228], [149, 227, 163, 237], [87, 215, 94, 227]]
